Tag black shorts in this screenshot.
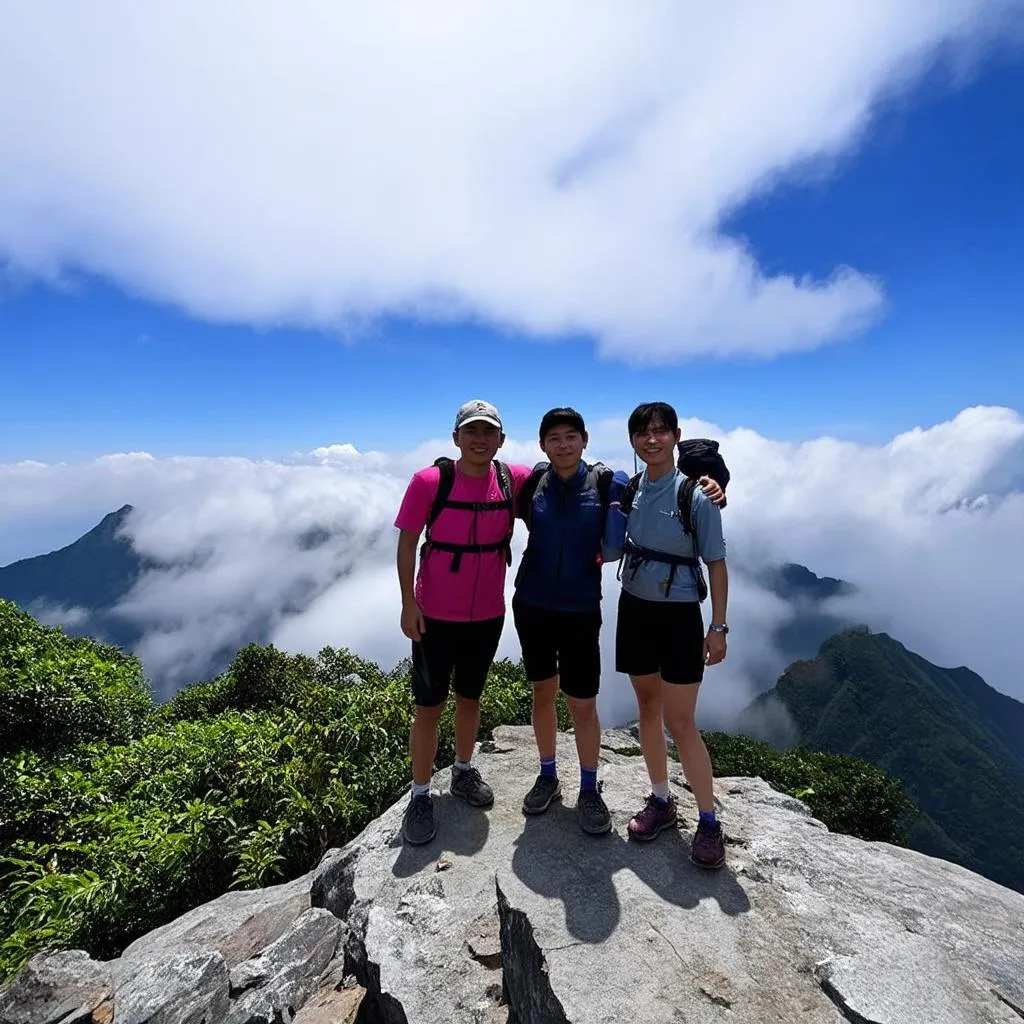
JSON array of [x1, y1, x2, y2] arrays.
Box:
[[512, 599, 601, 700], [411, 616, 504, 707], [615, 589, 706, 685]]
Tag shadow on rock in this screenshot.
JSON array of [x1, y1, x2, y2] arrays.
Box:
[[511, 808, 751, 943], [390, 793, 490, 878]]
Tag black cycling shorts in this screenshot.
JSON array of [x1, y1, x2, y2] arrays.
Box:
[[615, 589, 705, 685], [411, 615, 504, 707], [512, 599, 601, 700]]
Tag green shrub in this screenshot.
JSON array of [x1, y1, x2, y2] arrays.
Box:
[[0, 600, 151, 756], [0, 631, 538, 982], [701, 731, 913, 845]]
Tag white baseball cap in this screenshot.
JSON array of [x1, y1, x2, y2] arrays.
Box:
[[454, 399, 503, 431]]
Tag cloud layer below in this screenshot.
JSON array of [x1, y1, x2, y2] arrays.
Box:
[[2, 2, 1021, 360], [2, 405, 1021, 726]]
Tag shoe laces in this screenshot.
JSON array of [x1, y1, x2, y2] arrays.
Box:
[[408, 794, 432, 822], [459, 764, 483, 785]]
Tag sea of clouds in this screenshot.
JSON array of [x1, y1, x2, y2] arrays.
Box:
[[2, 406, 1021, 727]]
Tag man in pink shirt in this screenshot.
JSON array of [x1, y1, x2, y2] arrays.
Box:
[[395, 399, 533, 844]]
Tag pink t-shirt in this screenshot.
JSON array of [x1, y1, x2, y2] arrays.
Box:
[[395, 461, 534, 622]]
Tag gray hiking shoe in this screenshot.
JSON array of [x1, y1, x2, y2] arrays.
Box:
[[402, 794, 436, 845], [522, 774, 562, 815], [450, 764, 494, 807], [576, 786, 612, 835]]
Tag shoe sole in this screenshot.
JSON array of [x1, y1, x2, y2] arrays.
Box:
[[402, 826, 436, 845], [690, 853, 726, 869], [451, 787, 495, 809], [627, 817, 677, 842], [523, 782, 562, 815]]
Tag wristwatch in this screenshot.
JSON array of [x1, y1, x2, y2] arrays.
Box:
[[708, 623, 729, 634]]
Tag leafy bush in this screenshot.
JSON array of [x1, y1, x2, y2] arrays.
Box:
[[701, 731, 913, 845], [0, 600, 151, 756], [0, 629, 537, 982]]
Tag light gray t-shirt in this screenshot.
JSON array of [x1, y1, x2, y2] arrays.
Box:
[[616, 468, 726, 603]]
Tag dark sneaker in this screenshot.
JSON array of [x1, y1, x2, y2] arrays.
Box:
[[522, 774, 562, 815], [691, 818, 726, 869], [450, 765, 494, 807], [627, 794, 677, 842], [402, 794, 436, 845], [576, 786, 612, 835]]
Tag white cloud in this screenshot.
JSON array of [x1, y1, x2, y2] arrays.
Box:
[[1, 2, 1020, 361], [1, 406, 1022, 724]]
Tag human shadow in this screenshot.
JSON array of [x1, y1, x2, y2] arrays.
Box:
[[511, 807, 751, 944], [390, 793, 491, 879]]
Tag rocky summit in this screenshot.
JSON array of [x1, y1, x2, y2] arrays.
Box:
[[3, 726, 1024, 1024]]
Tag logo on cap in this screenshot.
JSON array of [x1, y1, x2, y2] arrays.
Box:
[[455, 399, 502, 431]]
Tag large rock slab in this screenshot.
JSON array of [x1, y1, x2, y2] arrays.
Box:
[[0, 951, 113, 1024], [225, 908, 342, 1024], [121, 876, 310, 969], [311, 725, 1024, 1024], [112, 946, 228, 1024]]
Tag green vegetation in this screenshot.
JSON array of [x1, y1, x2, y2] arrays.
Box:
[[750, 626, 1024, 894], [0, 601, 911, 982]]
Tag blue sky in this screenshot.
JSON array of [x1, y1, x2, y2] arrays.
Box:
[[2, 7, 1023, 465]]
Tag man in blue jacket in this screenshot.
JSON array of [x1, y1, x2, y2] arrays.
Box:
[[513, 407, 721, 834]]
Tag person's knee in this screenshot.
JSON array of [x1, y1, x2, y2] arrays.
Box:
[[633, 683, 661, 716], [532, 678, 558, 708], [567, 696, 598, 725], [664, 705, 697, 736], [454, 693, 481, 712], [414, 702, 445, 725]]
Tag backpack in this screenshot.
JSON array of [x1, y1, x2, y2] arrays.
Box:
[[421, 457, 515, 572], [516, 461, 614, 531], [618, 438, 730, 601]]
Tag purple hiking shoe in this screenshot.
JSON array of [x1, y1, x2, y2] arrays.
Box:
[[690, 818, 726, 869], [627, 793, 677, 841]]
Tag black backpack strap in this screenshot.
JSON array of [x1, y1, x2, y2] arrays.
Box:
[[620, 472, 642, 516], [516, 462, 548, 528], [493, 460, 516, 565], [593, 463, 614, 534], [677, 476, 708, 602], [426, 457, 456, 532]]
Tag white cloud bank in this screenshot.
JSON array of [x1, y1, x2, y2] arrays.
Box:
[[1, 406, 1021, 727], [2, 2, 1021, 361]]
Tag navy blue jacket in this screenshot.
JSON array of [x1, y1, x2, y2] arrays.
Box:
[[514, 462, 628, 613]]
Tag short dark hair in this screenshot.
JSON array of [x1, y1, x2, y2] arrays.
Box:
[[627, 401, 679, 437], [539, 407, 586, 442]]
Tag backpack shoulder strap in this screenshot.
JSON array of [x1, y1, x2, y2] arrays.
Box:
[[426, 457, 455, 532], [677, 476, 699, 539], [592, 463, 614, 533], [516, 462, 548, 527], [493, 460, 515, 536], [620, 472, 642, 516]]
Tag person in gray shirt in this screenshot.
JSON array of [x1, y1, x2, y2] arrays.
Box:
[[604, 401, 730, 869]]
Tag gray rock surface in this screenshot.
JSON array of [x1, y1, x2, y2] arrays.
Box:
[[0, 951, 112, 1024], [121, 876, 310, 969], [112, 946, 228, 1024], [310, 725, 1024, 1024], [5, 726, 1024, 1024], [225, 909, 342, 1024]]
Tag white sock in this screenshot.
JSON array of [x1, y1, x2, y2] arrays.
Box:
[[454, 759, 472, 773], [652, 780, 671, 802], [411, 781, 430, 798]]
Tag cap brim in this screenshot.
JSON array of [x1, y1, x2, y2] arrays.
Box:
[[457, 416, 502, 430]]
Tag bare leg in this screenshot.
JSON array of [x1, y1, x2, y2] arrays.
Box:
[[453, 694, 481, 764], [531, 676, 559, 760], [630, 673, 668, 788], [410, 703, 445, 785], [661, 681, 714, 812], [566, 695, 601, 771]]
